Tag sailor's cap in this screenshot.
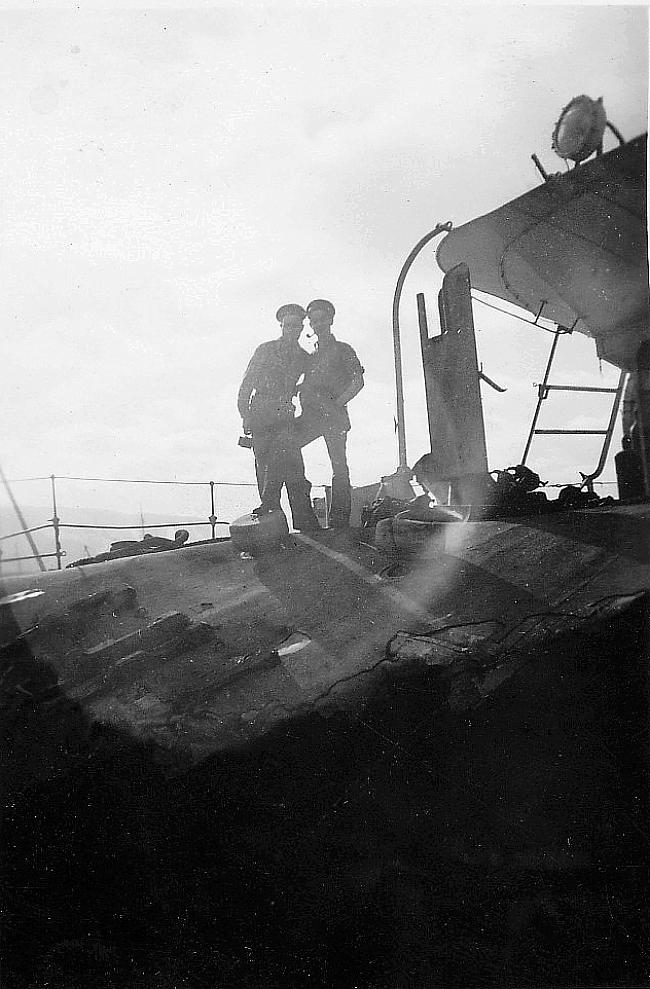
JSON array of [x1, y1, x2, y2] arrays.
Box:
[[306, 299, 335, 319], [276, 303, 306, 322]]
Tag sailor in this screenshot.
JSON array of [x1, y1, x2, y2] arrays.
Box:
[[237, 304, 320, 531], [296, 299, 364, 528]]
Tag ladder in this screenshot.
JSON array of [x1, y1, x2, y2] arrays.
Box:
[[521, 326, 627, 491]]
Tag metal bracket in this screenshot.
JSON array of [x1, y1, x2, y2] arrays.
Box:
[[478, 365, 506, 393]]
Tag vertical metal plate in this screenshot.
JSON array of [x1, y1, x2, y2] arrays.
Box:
[[418, 263, 488, 497]]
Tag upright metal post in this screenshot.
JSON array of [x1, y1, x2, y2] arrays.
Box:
[[50, 474, 63, 570], [392, 221, 452, 469], [521, 327, 564, 465], [635, 341, 650, 496], [579, 370, 627, 492], [0, 462, 46, 572], [209, 481, 217, 540], [416, 292, 429, 349], [324, 485, 331, 528]]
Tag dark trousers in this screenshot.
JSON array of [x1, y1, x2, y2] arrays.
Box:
[[252, 425, 318, 530], [295, 415, 351, 525]]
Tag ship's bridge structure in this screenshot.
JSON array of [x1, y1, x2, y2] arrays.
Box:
[[436, 133, 648, 372]]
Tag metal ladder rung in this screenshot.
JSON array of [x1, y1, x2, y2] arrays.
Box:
[[540, 384, 620, 394], [522, 327, 628, 488], [534, 429, 609, 435]]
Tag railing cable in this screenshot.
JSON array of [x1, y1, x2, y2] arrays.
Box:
[[56, 475, 257, 487]]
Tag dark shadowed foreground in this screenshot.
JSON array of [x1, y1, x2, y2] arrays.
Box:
[[1, 510, 648, 987]]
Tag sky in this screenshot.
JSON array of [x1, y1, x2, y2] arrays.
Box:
[[0, 4, 648, 526]]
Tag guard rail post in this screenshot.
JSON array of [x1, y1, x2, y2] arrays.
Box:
[[209, 481, 217, 541], [50, 474, 63, 570]]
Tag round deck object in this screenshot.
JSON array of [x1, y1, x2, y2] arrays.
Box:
[[373, 504, 464, 558], [229, 510, 290, 555], [373, 517, 397, 555], [391, 506, 464, 557], [396, 505, 466, 524]]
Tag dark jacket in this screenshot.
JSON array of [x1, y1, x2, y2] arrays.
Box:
[[299, 335, 364, 431], [238, 339, 306, 431]]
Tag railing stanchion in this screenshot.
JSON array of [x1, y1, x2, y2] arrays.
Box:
[[50, 474, 63, 570], [209, 481, 217, 541], [0, 462, 46, 572]]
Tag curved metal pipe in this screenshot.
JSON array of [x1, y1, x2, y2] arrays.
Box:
[[392, 221, 452, 468]]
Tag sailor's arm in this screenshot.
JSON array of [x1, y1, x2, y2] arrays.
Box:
[[334, 370, 364, 406], [237, 349, 262, 425], [333, 346, 365, 406], [299, 345, 364, 415]]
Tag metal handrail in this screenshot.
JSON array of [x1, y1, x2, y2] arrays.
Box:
[[0, 523, 56, 543], [0, 473, 329, 572], [58, 521, 225, 531], [4, 475, 53, 483], [55, 475, 257, 487], [0, 552, 61, 564], [579, 370, 627, 491]]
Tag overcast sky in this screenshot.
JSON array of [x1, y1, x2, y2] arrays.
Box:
[[1, 4, 647, 518]]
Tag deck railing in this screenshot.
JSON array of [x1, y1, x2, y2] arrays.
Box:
[[0, 474, 261, 571], [0, 472, 618, 573]]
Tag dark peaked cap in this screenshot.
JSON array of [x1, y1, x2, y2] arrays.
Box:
[[276, 303, 306, 322], [306, 299, 335, 318]]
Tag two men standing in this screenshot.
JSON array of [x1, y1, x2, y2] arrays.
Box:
[[237, 299, 364, 530]]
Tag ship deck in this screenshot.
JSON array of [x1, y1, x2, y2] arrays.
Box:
[[2, 501, 648, 759]]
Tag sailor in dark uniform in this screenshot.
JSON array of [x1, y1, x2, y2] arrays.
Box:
[[237, 304, 320, 531], [296, 300, 364, 527]]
